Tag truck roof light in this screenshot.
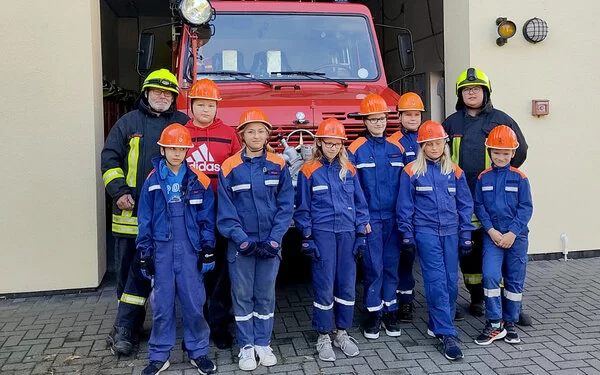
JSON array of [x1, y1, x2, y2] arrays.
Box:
[[179, 0, 214, 26]]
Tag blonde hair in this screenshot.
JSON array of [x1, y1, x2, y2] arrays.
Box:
[[411, 143, 454, 176], [238, 123, 276, 153], [312, 139, 350, 181]]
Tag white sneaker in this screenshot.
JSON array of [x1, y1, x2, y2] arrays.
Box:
[[427, 329, 436, 338], [255, 345, 277, 367], [238, 345, 257, 371], [316, 334, 336, 362], [333, 330, 360, 357]]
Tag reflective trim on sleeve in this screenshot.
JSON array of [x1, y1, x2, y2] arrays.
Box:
[[148, 184, 161, 191], [390, 162, 405, 167], [103, 168, 125, 186], [112, 213, 138, 225], [252, 312, 274, 320], [235, 312, 254, 322], [471, 213, 482, 229], [126, 137, 141, 188], [397, 290, 413, 295], [120, 293, 146, 306], [484, 288, 501, 297], [334, 297, 355, 306], [505, 186, 518, 192], [504, 290, 523, 301], [112, 223, 139, 235], [189, 199, 203, 205], [406, 151, 415, 157], [231, 184, 251, 192], [482, 186, 494, 191], [463, 273, 482, 285], [383, 299, 397, 306], [312, 185, 329, 192], [356, 162, 376, 169], [264, 180, 279, 186], [366, 301, 384, 312], [313, 301, 334, 310], [416, 186, 433, 192], [451, 137, 461, 165]]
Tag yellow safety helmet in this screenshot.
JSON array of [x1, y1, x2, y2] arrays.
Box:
[[141, 69, 180, 95], [455, 68, 491, 96]]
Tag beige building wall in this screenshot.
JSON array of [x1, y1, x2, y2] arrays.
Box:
[[444, 0, 600, 254], [0, 0, 105, 293]]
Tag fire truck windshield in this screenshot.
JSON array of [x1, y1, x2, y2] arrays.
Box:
[[183, 12, 380, 84]]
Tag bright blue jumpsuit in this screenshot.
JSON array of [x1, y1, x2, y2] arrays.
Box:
[[474, 165, 533, 323], [348, 136, 404, 313], [217, 150, 294, 348], [294, 158, 370, 333], [393, 129, 420, 304], [136, 158, 216, 362], [397, 160, 475, 336]]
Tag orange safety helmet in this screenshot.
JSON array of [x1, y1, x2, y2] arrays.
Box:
[[316, 118, 347, 140], [397, 92, 425, 112], [189, 78, 222, 101], [238, 108, 272, 132], [417, 120, 448, 143], [157, 123, 193, 148], [485, 125, 519, 149], [359, 93, 391, 116]]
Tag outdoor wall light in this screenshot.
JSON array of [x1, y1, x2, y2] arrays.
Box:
[[523, 17, 549, 43], [496, 17, 516, 46]]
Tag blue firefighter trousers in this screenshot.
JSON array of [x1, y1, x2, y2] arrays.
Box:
[[482, 234, 528, 323], [227, 240, 280, 348], [363, 218, 400, 313], [416, 232, 459, 336], [148, 202, 210, 362], [312, 230, 356, 333]]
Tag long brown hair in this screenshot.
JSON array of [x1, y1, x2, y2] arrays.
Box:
[[238, 123, 276, 153]]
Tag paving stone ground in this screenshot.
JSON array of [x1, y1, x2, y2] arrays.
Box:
[[1, 257, 600, 375]]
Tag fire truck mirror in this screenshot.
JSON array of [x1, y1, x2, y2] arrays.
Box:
[[397, 31, 415, 72], [137, 32, 155, 76]]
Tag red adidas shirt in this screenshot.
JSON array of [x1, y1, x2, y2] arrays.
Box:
[[185, 118, 242, 191]]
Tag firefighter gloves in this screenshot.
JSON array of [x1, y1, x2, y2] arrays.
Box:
[[257, 239, 280, 259], [301, 237, 320, 262], [459, 237, 473, 258], [238, 240, 258, 256], [138, 254, 155, 280], [401, 236, 416, 257], [198, 247, 215, 274], [353, 233, 367, 261]]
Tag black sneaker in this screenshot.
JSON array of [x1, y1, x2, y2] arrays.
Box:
[[381, 312, 401, 337], [106, 326, 133, 356], [441, 335, 463, 361], [212, 325, 233, 349], [469, 301, 485, 316], [191, 356, 217, 374], [474, 321, 507, 346], [517, 311, 533, 327], [504, 322, 521, 344], [397, 303, 413, 322], [362, 312, 381, 340], [142, 360, 170, 375], [454, 310, 465, 321]]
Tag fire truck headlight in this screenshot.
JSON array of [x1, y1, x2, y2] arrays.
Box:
[[179, 0, 214, 26]]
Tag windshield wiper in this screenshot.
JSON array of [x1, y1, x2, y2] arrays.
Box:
[[200, 71, 272, 87], [271, 71, 348, 88]]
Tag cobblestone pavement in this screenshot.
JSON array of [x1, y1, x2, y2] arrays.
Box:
[[1, 257, 600, 375]]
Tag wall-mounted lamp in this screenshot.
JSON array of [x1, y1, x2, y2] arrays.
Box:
[[496, 17, 516, 46], [523, 17, 549, 43]]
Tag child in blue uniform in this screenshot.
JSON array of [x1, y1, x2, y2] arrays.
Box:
[[295, 118, 370, 362], [347, 93, 403, 339], [136, 124, 216, 375], [397, 120, 475, 361], [473, 125, 533, 346], [217, 109, 294, 372], [389, 91, 425, 322]]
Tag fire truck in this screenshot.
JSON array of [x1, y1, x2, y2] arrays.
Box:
[[137, 0, 414, 280]]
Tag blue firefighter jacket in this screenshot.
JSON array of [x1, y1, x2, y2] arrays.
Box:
[[294, 157, 370, 237], [474, 165, 533, 236], [398, 130, 419, 165], [397, 160, 475, 239], [217, 150, 294, 246], [136, 157, 216, 257], [347, 135, 405, 221]]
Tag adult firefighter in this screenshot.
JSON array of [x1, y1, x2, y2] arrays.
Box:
[[184, 78, 241, 349], [102, 68, 189, 355], [442, 68, 530, 324], [347, 94, 403, 339]]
